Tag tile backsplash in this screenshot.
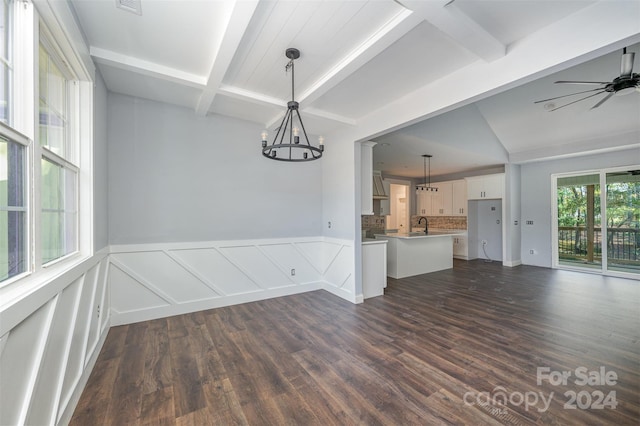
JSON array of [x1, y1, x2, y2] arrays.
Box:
[[361, 215, 385, 238], [410, 216, 467, 230], [361, 215, 466, 238]]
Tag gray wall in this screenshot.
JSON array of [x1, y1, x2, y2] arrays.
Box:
[[520, 148, 639, 267], [93, 71, 109, 251], [468, 199, 503, 261], [107, 94, 323, 244]]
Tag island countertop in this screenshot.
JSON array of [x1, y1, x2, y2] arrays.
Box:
[[374, 232, 454, 278], [374, 230, 463, 239]]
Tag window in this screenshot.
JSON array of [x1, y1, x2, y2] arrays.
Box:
[[38, 39, 79, 264], [0, 133, 26, 280], [1, 0, 12, 124], [0, 1, 93, 287]]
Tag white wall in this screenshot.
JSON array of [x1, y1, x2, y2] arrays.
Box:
[[107, 94, 323, 244], [0, 254, 111, 425], [520, 148, 639, 267], [109, 237, 356, 324], [0, 64, 111, 426], [468, 199, 503, 261]]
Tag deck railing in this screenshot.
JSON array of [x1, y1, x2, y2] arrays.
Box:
[[558, 226, 639, 263]]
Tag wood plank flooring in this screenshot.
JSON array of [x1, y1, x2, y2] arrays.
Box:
[[70, 260, 640, 425]]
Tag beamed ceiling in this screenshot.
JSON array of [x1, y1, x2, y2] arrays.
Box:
[[69, 0, 640, 177]]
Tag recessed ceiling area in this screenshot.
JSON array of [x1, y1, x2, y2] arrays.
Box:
[[68, 0, 640, 174]]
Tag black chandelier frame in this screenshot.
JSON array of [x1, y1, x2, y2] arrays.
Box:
[[261, 48, 324, 162]]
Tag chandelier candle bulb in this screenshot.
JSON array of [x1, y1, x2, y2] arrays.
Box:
[[319, 136, 324, 151], [293, 126, 300, 144]]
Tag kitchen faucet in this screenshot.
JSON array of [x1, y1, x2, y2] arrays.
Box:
[[418, 216, 428, 234]]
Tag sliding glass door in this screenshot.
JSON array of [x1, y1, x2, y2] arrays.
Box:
[[605, 170, 640, 274], [554, 167, 639, 277], [556, 174, 602, 271]]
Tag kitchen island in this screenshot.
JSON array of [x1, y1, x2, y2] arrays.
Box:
[[374, 231, 461, 279]]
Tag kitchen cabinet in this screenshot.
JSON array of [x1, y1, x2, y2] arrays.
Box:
[[417, 180, 466, 216], [416, 190, 435, 216], [432, 182, 452, 216], [466, 173, 504, 200], [452, 180, 467, 216], [362, 239, 387, 298], [453, 234, 468, 259]]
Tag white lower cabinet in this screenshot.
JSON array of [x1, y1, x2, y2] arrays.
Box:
[[362, 240, 387, 299], [453, 234, 468, 259]]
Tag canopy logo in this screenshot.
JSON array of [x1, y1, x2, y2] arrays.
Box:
[[462, 366, 618, 413]]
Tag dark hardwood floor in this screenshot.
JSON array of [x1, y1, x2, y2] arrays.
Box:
[[70, 260, 640, 425]]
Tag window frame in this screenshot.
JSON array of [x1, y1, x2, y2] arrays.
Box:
[[0, 0, 93, 290], [0, 121, 31, 285], [1, 0, 14, 125]]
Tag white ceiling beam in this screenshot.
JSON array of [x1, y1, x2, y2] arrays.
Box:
[[300, 8, 423, 106], [219, 85, 356, 129], [195, 0, 259, 116], [397, 0, 505, 62], [218, 84, 284, 109], [90, 46, 206, 88]]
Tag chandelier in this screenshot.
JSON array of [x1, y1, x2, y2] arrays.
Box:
[[261, 48, 324, 161], [416, 154, 437, 191]]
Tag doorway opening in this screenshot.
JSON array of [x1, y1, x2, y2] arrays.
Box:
[[387, 183, 410, 233]]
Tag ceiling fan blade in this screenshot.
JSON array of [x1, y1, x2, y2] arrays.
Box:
[[621, 51, 635, 77], [554, 80, 609, 85], [590, 92, 615, 110], [534, 87, 607, 103], [549, 90, 607, 111]]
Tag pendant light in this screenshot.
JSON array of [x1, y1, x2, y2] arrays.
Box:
[[261, 48, 324, 161], [416, 154, 437, 192]]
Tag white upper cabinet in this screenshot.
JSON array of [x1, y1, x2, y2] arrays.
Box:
[[466, 173, 504, 200], [432, 182, 452, 216], [416, 180, 467, 216], [452, 180, 467, 216], [416, 190, 434, 216]]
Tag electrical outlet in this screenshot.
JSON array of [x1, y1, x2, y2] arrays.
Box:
[[291, 268, 296, 276], [328, 221, 332, 229], [530, 249, 535, 255], [526, 220, 534, 225], [97, 304, 100, 318], [482, 240, 487, 245]]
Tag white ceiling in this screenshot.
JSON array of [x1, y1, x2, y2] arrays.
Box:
[[69, 0, 640, 177]]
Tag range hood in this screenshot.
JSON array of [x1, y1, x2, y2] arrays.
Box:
[[373, 172, 389, 200]]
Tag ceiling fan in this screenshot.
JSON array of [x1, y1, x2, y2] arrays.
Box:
[[535, 47, 639, 111]]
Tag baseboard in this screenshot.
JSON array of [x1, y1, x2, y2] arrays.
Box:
[[322, 281, 358, 304], [110, 282, 324, 326], [503, 260, 522, 267], [56, 317, 110, 426]]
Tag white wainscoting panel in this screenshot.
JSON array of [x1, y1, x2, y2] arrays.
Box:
[[110, 237, 355, 325], [0, 252, 110, 426]]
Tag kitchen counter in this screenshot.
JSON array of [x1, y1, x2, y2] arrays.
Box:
[[374, 232, 454, 279]]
